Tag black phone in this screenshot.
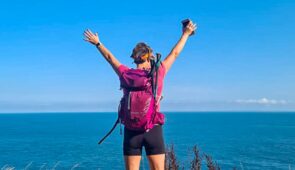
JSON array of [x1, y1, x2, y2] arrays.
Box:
[[182, 19, 190, 27], [181, 18, 195, 35]]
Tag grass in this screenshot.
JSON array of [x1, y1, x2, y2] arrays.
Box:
[[165, 144, 236, 170]]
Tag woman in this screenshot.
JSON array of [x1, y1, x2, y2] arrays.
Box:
[[83, 20, 196, 170]]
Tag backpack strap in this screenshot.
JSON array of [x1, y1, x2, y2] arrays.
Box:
[[98, 98, 123, 144], [154, 53, 162, 100], [98, 117, 120, 144], [148, 53, 161, 100], [148, 53, 162, 127]]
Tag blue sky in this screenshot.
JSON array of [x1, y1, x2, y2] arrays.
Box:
[[1, 0, 295, 112]]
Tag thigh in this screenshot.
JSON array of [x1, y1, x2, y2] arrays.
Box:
[[124, 155, 142, 170], [147, 154, 165, 170]]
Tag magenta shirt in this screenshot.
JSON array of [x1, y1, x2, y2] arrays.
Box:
[[117, 62, 167, 124]]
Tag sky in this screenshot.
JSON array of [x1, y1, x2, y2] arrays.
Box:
[[0, 0, 295, 112]]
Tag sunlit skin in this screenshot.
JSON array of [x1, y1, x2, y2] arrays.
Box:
[[83, 20, 197, 170]]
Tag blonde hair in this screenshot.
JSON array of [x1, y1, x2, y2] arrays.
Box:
[[130, 42, 153, 64]]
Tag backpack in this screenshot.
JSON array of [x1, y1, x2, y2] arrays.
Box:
[[98, 53, 162, 144]]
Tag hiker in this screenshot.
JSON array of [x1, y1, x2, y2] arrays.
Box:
[[83, 19, 196, 170]]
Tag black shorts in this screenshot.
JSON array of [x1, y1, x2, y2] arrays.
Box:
[[123, 125, 166, 156]]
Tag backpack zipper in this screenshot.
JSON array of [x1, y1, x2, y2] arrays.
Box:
[[128, 91, 131, 110]]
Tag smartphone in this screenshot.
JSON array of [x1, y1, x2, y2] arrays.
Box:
[[181, 18, 195, 35]]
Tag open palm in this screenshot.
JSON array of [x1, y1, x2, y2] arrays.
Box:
[[83, 29, 100, 45]]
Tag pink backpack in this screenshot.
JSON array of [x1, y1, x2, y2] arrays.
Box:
[[98, 54, 162, 144]]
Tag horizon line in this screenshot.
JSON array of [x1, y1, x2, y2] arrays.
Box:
[[1, 110, 295, 114]]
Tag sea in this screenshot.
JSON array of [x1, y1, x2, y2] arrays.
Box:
[[0, 112, 294, 170]]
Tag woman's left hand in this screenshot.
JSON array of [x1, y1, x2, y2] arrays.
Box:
[[83, 29, 100, 45]]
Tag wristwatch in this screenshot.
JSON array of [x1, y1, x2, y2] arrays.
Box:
[[95, 42, 101, 47]]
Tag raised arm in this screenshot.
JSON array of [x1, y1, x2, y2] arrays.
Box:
[[162, 20, 197, 73], [83, 29, 121, 76]]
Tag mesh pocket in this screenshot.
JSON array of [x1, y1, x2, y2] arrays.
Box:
[[129, 91, 152, 120]]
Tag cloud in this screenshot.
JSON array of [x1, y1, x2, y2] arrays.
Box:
[[235, 98, 287, 105]]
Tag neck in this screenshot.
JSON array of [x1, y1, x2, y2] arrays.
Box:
[[136, 61, 150, 70]]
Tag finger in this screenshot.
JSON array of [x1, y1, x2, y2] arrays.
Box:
[[83, 32, 91, 39], [84, 30, 92, 38], [95, 33, 98, 37], [84, 29, 91, 34], [85, 29, 94, 37], [84, 31, 94, 39], [83, 38, 90, 42], [191, 23, 196, 27], [187, 22, 193, 28], [187, 24, 193, 30], [87, 29, 95, 36], [193, 24, 197, 30]]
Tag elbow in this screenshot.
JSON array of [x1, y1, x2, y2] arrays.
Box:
[[106, 55, 113, 62], [172, 50, 179, 58]]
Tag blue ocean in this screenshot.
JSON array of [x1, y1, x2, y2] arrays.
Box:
[[0, 112, 294, 170]]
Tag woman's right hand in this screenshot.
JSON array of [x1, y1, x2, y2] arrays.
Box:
[[83, 29, 100, 45], [182, 20, 197, 36]]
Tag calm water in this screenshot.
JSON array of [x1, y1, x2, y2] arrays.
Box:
[[0, 112, 294, 170]]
